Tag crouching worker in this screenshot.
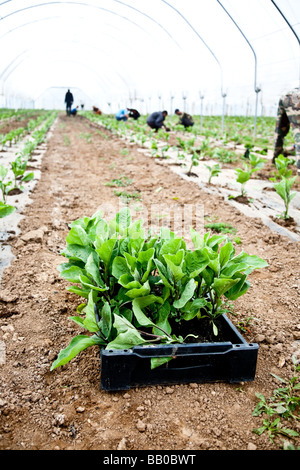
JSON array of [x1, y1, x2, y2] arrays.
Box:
[[93, 106, 102, 115], [146, 110, 169, 132], [115, 109, 129, 121], [70, 106, 79, 116], [175, 109, 194, 128], [127, 108, 140, 120], [273, 88, 300, 173]]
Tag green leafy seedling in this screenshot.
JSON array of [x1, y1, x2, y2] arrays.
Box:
[[270, 154, 295, 182], [235, 165, 252, 196], [113, 189, 141, 202], [248, 153, 265, 173], [105, 175, 132, 187], [204, 222, 236, 235], [10, 156, 34, 189], [0, 201, 15, 218], [205, 163, 222, 184], [187, 151, 200, 176], [273, 175, 297, 220], [0, 164, 13, 203]]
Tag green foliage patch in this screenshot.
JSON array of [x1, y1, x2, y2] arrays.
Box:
[[51, 208, 268, 371]]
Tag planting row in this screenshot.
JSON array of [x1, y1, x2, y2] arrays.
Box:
[[0, 108, 44, 124], [0, 109, 54, 149], [0, 110, 58, 218], [84, 112, 295, 152], [84, 112, 299, 222]]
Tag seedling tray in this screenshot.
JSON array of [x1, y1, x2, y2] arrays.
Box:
[[100, 314, 258, 391]]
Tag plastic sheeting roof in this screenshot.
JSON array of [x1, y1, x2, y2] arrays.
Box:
[[0, 0, 299, 115]]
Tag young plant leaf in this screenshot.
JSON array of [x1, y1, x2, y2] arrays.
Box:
[[101, 302, 112, 339], [58, 265, 86, 283], [106, 314, 148, 349], [96, 236, 117, 268], [82, 291, 99, 332], [183, 248, 211, 278], [61, 244, 93, 263], [50, 334, 103, 370], [173, 279, 197, 309], [211, 277, 240, 298], [0, 202, 15, 218], [132, 296, 157, 328], [66, 225, 90, 246]]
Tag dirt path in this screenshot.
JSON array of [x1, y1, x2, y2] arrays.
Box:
[[0, 113, 299, 451]]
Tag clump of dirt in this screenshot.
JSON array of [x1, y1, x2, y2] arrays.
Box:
[[229, 195, 251, 205], [6, 188, 23, 196], [270, 215, 297, 228], [0, 113, 299, 451]]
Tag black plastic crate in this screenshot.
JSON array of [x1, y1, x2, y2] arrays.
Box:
[[100, 314, 258, 391]]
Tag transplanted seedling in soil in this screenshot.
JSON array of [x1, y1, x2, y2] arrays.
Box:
[[0, 164, 16, 218], [235, 165, 252, 197], [10, 155, 34, 190], [205, 163, 222, 184], [105, 175, 132, 187], [270, 154, 295, 182], [187, 151, 201, 176], [273, 175, 297, 220], [248, 153, 265, 173], [204, 222, 237, 235], [0, 164, 13, 203], [231, 154, 265, 201], [113, 189, 141, 202], [0, 200, 15, 218]]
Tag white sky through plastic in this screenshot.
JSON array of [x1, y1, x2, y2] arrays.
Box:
[[0, 0, 299, 115]]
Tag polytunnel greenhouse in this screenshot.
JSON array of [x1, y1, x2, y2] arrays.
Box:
[[0, 0, 300, 453]]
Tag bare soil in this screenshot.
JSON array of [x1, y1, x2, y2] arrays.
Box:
[[0, 111, 43, 134], [0, 113, 299, 451]]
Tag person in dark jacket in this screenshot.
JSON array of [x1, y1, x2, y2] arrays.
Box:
[[273, 87, 300, 173], [115, 108, 141, 121], [128, 108, 140, 120], [65, 89, 74, 116], [175, 109, 194, 128], [146, 110, 169, 132]]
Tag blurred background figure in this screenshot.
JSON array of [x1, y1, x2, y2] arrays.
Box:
[[174, 108, 194, 129], [127, 108, 140, 120], [65, 89, 74, 116], [70, 106, 79, 116], [115, 108, 140, 122], [273, 88, 300, 173], [115, 109, 129, 121], [93, 106, 102, 115], [146, 110, 169, 132]]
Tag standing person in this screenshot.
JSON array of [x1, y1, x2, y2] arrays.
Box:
[[174, 108, 194, 128], [273, 87, 300, 173], [146, 110, 169, 132], [65, 89, 74, 116]]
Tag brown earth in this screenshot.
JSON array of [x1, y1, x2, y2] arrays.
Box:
[[0, 113, 299, 451], [0, 111, 43, 133]]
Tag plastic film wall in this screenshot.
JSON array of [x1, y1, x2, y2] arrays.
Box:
[[0, 0, 299, 115]]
